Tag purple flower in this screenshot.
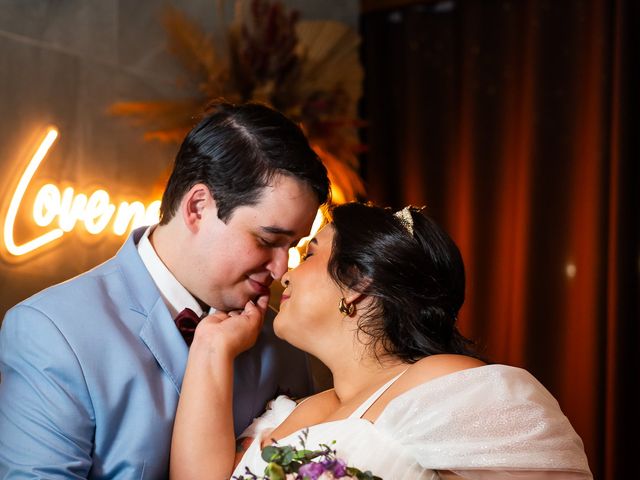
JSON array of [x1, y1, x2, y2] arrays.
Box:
[[321, 458, 347, 477], [298, 461, 327, 480]]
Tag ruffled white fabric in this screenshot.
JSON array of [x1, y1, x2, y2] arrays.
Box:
[[238, 395, 298, 442], [233, 365, 592, 479]]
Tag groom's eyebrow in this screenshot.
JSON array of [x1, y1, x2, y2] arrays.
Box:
[[261, 225, 295, 236]]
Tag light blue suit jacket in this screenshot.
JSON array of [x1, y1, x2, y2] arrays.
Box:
[[0, 228, 313, 479]]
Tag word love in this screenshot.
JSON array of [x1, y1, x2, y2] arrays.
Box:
[[3, 127, 160, 257]]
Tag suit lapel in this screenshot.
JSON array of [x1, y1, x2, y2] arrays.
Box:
[[139, 299, 188, 394], [114, 227, 189, 394]]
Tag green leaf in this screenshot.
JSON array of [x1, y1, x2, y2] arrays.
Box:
[[261, 445, 280, 462], [264, 462, 286, 480], [293, 449, 313, 460], [282, 449, 295, 465]]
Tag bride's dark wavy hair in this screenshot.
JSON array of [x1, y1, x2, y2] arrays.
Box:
[[328, 202, 478, 362]]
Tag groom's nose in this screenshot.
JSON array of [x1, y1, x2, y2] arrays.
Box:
[[266, 247, 289, 280]]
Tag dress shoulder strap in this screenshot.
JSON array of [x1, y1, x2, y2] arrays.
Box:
[[349, 369, 408, 419]]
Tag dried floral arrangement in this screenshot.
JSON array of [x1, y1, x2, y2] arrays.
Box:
[[111, 0, 365, 202]]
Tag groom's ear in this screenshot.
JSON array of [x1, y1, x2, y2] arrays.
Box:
[[181, 183, 216, 232]]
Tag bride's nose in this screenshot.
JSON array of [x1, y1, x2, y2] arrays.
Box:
[[281, 272, 291, 288]]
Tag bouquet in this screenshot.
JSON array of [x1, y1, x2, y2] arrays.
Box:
[[233, 429, 382, 480]]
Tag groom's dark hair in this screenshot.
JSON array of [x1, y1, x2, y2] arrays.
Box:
[[159, 102, 330, 224]]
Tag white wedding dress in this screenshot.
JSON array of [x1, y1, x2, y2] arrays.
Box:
[[232, 365, 592, 479]]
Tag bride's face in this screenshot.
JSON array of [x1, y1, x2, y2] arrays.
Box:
[[274, 225, 344, 351]]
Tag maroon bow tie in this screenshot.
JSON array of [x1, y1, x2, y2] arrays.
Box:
[[174, 308, 203, 346]]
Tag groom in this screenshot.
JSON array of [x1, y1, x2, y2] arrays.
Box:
[[0, 103, 330, 479]]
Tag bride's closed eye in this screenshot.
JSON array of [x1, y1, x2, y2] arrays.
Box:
[[301, 251, 313, 261]]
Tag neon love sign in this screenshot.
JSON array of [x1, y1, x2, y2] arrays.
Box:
[[3, 127, 161, 257]]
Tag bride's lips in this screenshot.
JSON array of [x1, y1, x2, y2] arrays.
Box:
[[280, 293, 290, 303], [247, 277, 270, 295]]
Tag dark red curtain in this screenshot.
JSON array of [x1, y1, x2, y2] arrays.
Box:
[[360, 1, 639, 478]]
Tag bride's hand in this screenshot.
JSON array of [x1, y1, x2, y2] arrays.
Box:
[[191, 294, 268, 360], [171, 295, 269, 480]]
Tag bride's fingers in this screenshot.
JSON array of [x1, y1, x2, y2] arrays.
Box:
[[192, 301, 265, 356], [242, 299, 262, 319], [255, 294, 269, 314], [202, 311, 228, 323], [235, 300, 264, 333]]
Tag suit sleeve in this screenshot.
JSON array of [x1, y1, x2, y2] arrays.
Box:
[[0, 305, 95, 479]]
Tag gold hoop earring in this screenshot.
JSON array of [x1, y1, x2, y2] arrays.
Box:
[[339, 298, 355, 316]]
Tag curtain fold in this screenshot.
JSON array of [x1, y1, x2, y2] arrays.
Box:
[[360, 1, 639, 477], [603, 1, 640, 478]]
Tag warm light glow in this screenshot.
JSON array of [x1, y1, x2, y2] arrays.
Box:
[[3, 128, 64, 256], [3, 127, 161, 257], [143, 201, 162, 228], [288, 248, 301, 268], [288, 210, 325, 269], [565, 263, 577, 279], [112, 201, 146, 236], [83, 189, 116, 234]]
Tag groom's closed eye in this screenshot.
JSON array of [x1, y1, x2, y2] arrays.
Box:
[[258, 225, 300, 249]]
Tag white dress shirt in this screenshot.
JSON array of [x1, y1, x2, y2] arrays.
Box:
[[137, 226, 214, 319]]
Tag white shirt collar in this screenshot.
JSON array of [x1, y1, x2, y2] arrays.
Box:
[[137, 226, 213, 319]]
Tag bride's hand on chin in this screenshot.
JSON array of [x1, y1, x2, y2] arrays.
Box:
[[170, 294, 268, 480], [190, 294, 268, 361]]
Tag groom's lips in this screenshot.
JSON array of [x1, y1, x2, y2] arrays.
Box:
[[247, 277, 270, 295]]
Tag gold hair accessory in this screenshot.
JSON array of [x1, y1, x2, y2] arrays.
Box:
[[339, 298, 355, 316], [394, 206, 414, 236]]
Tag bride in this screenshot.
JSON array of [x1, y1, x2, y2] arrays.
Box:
[[170, 203, 592, 479]]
